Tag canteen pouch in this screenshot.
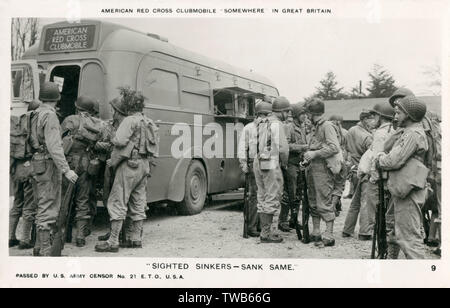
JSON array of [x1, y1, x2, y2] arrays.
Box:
[[87, 158, 101, 176], [387, 158, 429, 199], [31, 153, 47, 175], [258, 148, 274, 170], [127, 149, 139, 169]]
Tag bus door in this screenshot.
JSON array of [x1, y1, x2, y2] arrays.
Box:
[[48, 64, 81, 121], [11, 60, 40, 117]]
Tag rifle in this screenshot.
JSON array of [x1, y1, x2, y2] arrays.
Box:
[[243, 171, 250, 239], [51, 180, 75, 256], [371, 168, 388, 259], [301, 169, 310, 244]]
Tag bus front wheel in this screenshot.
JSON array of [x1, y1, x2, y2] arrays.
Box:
[[177, 160, 207, 215]]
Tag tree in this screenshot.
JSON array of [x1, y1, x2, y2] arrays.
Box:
[[366, 64, 397, 98], [423, 62, 441, 95], [314, 71, 345, 100], [11, 18, 39, 61]]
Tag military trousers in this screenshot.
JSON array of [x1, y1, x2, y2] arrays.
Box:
[[306, 161, 335, 222], [108, 158, 149, 222], [11, 177, 37, 223], [34, 159, 62, 231], [280, 164, 303, 224], [246, 161, 259, 233], [253, 159, 283, 216], [392, 188, 427, 259]]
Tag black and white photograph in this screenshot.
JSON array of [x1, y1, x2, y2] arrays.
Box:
[[1, 0, 449, 288]]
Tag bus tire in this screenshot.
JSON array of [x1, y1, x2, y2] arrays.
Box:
[[177, 160, 207, 215]]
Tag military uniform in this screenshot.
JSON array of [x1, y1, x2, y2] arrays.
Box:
[[32, 103, 72, 255], [306, 115, 340, 238], [238, 120, 259, 236], [379, 96, 428, 259], [342, 120, 373, 237], [96, 108, 158, 252], [253, 113, 289, 242], [61, 106, 103, 246], [279, 117, 308, 229]]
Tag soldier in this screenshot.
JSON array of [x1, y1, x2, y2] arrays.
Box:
[[375, 96, 429, 259], [96, 97, 128, 241], [31, 82, 78, 256], [355, 102, 395, 242], [60, 95, 103, 247], [342, 111, 374, 239], [387, 88, 442, 256], [278, 103, 309, 231], [95, 89, 159, 252], [344, 111, 373, 199], [253, 97, 289, 243], [237, 102, 267, 238], [9, 100, 41, 249], [304, 98, 340, 247], [329, 114, 348, 216]]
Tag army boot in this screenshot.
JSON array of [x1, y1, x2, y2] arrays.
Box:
[[311, 216, 322, 242], [9, 216, 20, 247], [120, 218, 133, 248], [323, 221, 335, 247], [75, 219, 89, 247], [95, 220, 122, 253], [387, 243, 400, 259], [39, 229, 52, 257], [130, 220, 144, 248], [18, 219, 34, 250], [33, 231, 41, 256], [260, 213, 283, 244]]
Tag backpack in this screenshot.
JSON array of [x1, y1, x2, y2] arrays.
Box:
[[10, 111, 39, 160], [422, 113, 441, 182]]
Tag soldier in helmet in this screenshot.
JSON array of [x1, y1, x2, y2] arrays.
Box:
[[31, 82, 78, 256], [304, 98, 341, 247], [238, 100, 273, 238], [375, 96, 429, 259], [253, 96, 289, 243], [96, 97, 128, 242], [349, 102, 396, 243], [278, 103, 309, 231], [9, 100, 41, 250], [95, 88, 159, 253], [60, 95, 104, 247]]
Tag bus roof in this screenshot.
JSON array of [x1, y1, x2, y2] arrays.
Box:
[[23, 19, 278, 90]]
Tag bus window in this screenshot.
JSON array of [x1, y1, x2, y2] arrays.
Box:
[[181, 76, 210, 113], [213, 90, 234, 116], [11, 66, 34, 101], [80, 62, 105, 117], [143, 69, 179, 107], [50, 65, 80, 121]]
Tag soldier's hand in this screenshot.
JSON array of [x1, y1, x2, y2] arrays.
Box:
[[64, 170, 78, 184], [304, 151, 316, 161], [95, 141, 110, 151]]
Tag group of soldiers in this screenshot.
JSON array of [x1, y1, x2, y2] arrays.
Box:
[[239, 88, 441, 259], [9, 82, 159, 256]]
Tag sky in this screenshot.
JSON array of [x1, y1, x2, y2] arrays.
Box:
[[37, 17, 443, 102]]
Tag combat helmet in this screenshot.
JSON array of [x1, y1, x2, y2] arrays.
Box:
[[255, 101, 272, 115], [369, 102, 395, 119], [272, 96, 291, 112], [110, 97, 127, 116], [75, 95, 96, 114], [39, 82, 61, 102], [305, 98, 325, 115], [26, 99, 41, 112], [292, 103, 307, 118], [329, 114, 343, 122], [395, 96, 427, 122], [389, 88, 414, 107]]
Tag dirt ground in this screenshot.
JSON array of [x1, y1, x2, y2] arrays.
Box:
[[9, 197, 439, 259]]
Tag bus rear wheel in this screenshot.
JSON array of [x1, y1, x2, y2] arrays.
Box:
[[177, 160, 207, 215]]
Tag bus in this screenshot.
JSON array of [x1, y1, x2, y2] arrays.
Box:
[[11, 19, 280, 214]]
